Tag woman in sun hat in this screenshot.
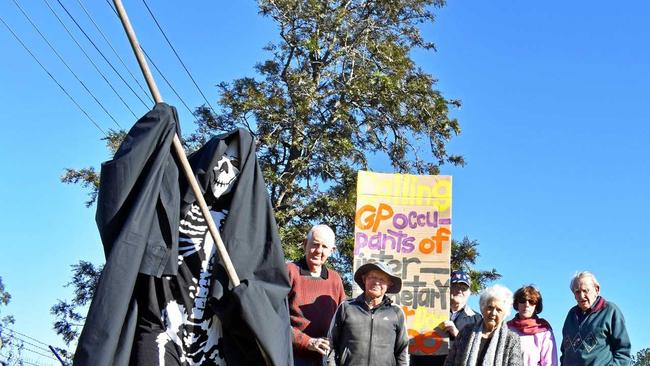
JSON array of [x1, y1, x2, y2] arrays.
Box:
[[326, 261, 409, 366]]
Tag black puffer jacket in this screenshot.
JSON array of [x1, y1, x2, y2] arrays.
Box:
[[327, 295, 409, 366]]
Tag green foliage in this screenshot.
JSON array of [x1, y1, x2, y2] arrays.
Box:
[[50, 261, 102, 346], [0, 276, 23, 365], [56, 0, 501, 346], [193, 0, 464, 276], [0, 276, 14, 348], [60, 129, 125, 207], [451, 237, 501, 293], [0, 277, 10, 308], [634, 348, 650, 366]]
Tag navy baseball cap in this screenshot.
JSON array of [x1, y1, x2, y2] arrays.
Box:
[[450, 270, 471, 286]]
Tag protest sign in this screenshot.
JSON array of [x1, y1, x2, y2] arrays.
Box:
[[354, 170, 452, 355]]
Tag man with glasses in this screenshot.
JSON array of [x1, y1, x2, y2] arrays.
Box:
[[560, 271, 631, 366], [287, 225, 346, 366]]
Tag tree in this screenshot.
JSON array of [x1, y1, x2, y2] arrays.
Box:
[[451, 237, 501, 293], [191, 0, 463, 275], [634, 348, 650, 366], [0, 277, 23, 366], [0, 276, 14, 346], [51, 261, 102, 346], [56, 0, 500, 346]]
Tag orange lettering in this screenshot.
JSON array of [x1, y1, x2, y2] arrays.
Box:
[[354, 203, 394, 232], [355, 204, 377, 230], [408, 330, 443, 354]]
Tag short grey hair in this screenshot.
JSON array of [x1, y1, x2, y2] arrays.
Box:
[[306, 224, 335, 246], [570, 271, 600, 291], [479, 284, 513, 318]]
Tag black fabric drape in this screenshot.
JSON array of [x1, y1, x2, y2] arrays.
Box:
[[74, 104, 292, 366]]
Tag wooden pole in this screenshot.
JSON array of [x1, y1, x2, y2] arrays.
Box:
[[112, 0, 240, 287]]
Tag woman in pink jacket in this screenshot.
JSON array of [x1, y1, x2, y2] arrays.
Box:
[[507, 285, 558, 366]]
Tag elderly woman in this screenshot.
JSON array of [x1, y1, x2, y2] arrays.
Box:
[[327, 262, 408, 366], [507, 286, 558, 366], [444, 284, 523, 366]]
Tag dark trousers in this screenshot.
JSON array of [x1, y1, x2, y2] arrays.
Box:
[[410, 354, 447, 366]]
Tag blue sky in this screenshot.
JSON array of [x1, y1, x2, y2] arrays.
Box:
[[1, 0, 648, 363]]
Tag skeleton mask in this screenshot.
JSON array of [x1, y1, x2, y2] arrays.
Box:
[[211, 141, 240, 199]]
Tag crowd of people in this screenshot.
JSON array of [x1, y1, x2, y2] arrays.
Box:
[[289, 224, 632, 366]]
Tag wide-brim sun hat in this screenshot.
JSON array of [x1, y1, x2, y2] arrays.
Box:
[[354, 262, 402, 294]]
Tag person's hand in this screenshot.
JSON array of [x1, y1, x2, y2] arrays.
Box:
[[443, 320, 459, 338], [307, 337, 330, 355]]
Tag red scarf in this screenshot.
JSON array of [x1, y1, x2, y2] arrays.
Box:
[[507, 314, 552, 335]]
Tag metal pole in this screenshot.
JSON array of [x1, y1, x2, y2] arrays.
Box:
[[48, 345, 67, 366], [111, 0, 240, 287]]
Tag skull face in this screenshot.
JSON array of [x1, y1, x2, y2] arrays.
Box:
[[212, 153, 240, 199]]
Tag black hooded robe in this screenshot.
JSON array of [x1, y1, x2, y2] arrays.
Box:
[[74, 103, 293, 366]]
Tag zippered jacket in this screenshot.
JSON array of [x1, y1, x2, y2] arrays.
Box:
[[327, 294, 409, 366]]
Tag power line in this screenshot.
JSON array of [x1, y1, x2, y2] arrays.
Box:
[[74, 0, 153, 104], [6, 334, 52, 355], [104, 0, 196, 116], [142, 48, 195, 116], [0, 345, 59, 366], [11, 0, 122, 129], [0, 14, 108, 136], [141, 0, 217, 114], [2, 329, 64, 365], [1, 328, 49, 347], [13, 356, 56, 366], [15, 345, 58, 362], [54, 0, 151, 109], [42, 0, 138, 119]]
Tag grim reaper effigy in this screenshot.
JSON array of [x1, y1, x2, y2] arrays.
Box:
[[74, 103, 293, 366]]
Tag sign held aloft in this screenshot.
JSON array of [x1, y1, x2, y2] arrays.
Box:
[[353, 171, 452, 356]]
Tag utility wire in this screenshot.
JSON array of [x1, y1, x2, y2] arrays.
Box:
[[18, 359, 40, 366], [0, 14, 108, 136], [0, 347, 57, 366], [43, 0, 138, 119], [3, 328, 61, 361], [13, 344, 57, 362], [6, 334, 52, 354], [142, 48, 195, 116], [1, 328, 48, 347], [75, 0, 153, 104], [13, 357, 54, 366], [55, 0, 150, 109], [141, 0, 216, 114], [104, 0, 196, 116], [11, 0, 122, 129], [2, 329, 63, 365]]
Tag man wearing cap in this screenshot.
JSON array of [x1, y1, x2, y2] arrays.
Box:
[[560, 271, 631, 366], [287, 224, 347, 366], [412, 269, 483, 366], [326, 261, 409, 366], [445, 270, 483, 340]]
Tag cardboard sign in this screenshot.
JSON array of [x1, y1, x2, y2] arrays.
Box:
[[353, 171, 452, 356]]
